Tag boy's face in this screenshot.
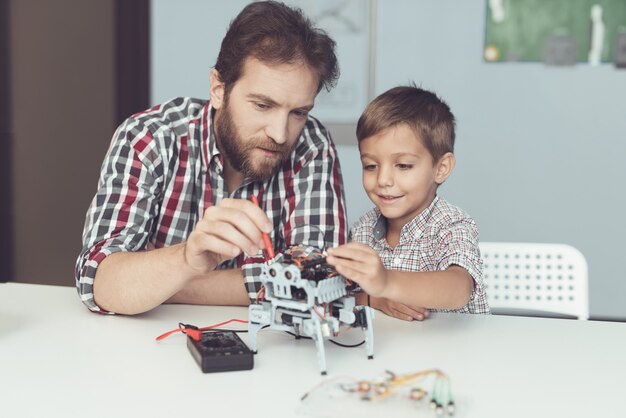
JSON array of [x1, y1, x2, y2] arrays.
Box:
[[359, 124, 454, 231], [210, 57, 318, 181]]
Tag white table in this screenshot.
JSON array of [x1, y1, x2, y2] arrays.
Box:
[[1, 283, 625, 418]]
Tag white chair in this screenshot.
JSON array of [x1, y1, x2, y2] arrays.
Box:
[[479, 242, 589, 319]]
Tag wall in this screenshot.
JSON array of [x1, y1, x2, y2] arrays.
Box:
[[372, 0, 626, 319], [1, 0, 13, 281], [151, 0, 626, 318], [151, 0, 249, 104], [9, 0, 116, 286]]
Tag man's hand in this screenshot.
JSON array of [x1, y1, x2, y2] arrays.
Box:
[[183, 198, 273, 273], [326, 242, 389, 297], [93, 199, 266, 314], [370, 296, 429, 321]]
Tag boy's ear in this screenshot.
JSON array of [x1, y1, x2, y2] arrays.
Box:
[[209, 69, 226, 110], [434, 152, 456, 185]]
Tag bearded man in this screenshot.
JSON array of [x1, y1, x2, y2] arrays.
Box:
[[76, 1, 347, 315]]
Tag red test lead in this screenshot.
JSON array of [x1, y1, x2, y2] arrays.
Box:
[[250, 195, 275, 259]]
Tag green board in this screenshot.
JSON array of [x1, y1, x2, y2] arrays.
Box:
[[484, 0, 626, 62]]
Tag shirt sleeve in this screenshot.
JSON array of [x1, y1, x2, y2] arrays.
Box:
[[241, 120, 349, 299], [75, 119, 161, 313], [435, 218, 490, 314]]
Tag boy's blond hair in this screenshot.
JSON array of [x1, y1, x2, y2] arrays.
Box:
[[356, 84, 456, 163]]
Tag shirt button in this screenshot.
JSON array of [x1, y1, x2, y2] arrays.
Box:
[[393, 257, 401, 266]]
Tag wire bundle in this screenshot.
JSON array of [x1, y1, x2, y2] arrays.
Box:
[[340, 369, 456, 416]]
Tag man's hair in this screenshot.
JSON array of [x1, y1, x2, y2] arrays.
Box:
[[356, 84, 456, 163], [214, 1, 339, 94]]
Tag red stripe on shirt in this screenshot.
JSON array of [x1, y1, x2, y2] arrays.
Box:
[[282, 167, 296, 247], [114, 131, 152, 231], [156, 135, 189, 244], [115, 158, 141, 230], [330, 142, 347, 244], [201, 104, 213, 210]]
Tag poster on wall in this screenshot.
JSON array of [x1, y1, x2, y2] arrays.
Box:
[[484, 0, 626, 65], [282, 0, 372, 123]]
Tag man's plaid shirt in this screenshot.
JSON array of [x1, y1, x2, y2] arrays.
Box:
[[350, 196, 490, 314], [75, 97, 348, 313]]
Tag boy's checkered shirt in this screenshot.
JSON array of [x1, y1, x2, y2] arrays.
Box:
[[350, 196, 490, 314]]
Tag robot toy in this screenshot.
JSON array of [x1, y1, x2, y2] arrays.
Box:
[[248, 245, 375, 375]]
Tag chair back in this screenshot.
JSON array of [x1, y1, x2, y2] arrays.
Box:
[[479, 242, 588, 319]]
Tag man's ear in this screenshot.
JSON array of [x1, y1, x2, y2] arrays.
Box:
[[209, 69, 226, 110], [434, 152, 456, 184]]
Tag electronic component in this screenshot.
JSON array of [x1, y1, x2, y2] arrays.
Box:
[[299, 369, 457, 417], [543, 35, 577, 66], [248, 245, 374, 375], [616, 31, 626, 68], [187, 331, 253, 373]]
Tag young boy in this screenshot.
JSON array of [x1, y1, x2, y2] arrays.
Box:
[[327, 85, 489, 320]]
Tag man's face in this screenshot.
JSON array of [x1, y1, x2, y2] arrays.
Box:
[[212, 57, 319, 182]]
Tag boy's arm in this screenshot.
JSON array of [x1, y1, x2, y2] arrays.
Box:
[[358, 293, 431, 321], [381, 266, 474, 309], [327, 243, 473, 310]]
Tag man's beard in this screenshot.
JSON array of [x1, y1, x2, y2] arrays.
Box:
[[215, 100, 294, 182]]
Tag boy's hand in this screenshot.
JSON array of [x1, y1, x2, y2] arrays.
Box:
[[371, 296, 430, 321], [327, 243, 430, 321], [326, 242, 389, 297]]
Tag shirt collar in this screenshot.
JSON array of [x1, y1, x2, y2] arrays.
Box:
[[206, 104, 221, 162], [371, 196, 440, 245]]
